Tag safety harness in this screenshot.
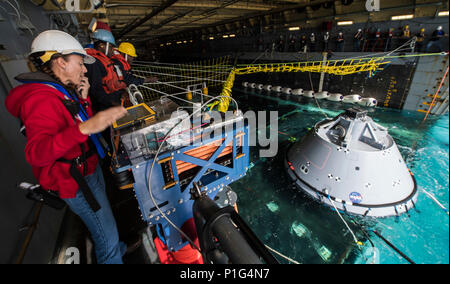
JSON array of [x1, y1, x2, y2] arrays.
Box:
[[57, 142, 100, 212], [53, 82, 106, 212], [20, 81, 106, 212]]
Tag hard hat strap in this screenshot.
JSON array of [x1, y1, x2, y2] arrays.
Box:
[[105, 42, 110, 57], [40, 51, 58, 64]]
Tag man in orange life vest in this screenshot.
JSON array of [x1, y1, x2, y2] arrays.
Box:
[[111, 42, 158, 86], [85, 29, 127, 112]]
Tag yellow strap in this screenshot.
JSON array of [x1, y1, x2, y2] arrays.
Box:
[[40, 51, 58, 64]]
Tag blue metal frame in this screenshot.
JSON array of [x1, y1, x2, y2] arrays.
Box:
[[130, 122, 249, 252]]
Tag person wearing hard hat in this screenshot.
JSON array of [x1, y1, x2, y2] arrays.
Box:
[[353, 29, 363, 52], [299, 34, 307, 52], [111, 42, 158, 86], [5, 30, 128, 264], [399, 25, 411, 49], [336, 31, 345, 52], [402, 25, 411, 38], [85, 29, 128, 112], [323, 31, 330, 51], [372, 28, 384, 52], [309, 33, 316, 52], [385, 27, 395, 51], [415, 28, 426, 52], [426, 26, 447, 52]]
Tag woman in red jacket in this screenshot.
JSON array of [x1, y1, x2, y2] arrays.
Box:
[[5, 30, 128, 264]]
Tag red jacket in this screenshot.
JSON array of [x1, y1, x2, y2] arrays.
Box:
[[5, 72, 99, 199]]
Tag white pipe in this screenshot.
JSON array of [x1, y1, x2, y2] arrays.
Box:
[[318, 52, 328, 92]]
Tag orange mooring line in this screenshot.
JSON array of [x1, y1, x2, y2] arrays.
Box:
[[423, 66, 449, 122]]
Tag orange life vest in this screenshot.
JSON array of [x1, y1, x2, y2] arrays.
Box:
[[86, 48, 127, 94], [111, 52, 131, 72]]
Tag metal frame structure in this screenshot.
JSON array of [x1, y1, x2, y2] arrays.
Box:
[[121, 118, 250, 252]]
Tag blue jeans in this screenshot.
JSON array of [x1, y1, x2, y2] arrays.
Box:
[[62, 166, 126, 264], [426, 40, 443, 52]]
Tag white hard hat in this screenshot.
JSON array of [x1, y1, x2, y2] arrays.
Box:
[[437, 26, 443, 30], [30, 30, 95, 64]]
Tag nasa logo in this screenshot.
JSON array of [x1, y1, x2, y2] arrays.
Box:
[[349, 192, 363, 204]]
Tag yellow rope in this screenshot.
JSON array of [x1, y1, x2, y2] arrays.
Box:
[[214, 52, 447, 112], [131, 52, 447, 111], [209, 69, 236, 112], [233, 57, 390, 76]]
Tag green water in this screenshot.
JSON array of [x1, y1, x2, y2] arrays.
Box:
[[231, 89, 449, 264]]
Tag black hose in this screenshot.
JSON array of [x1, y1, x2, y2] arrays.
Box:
[[16, 202, 43, 264], [360, 226, 375, 248], [372, 230, 416, 264], [351, 219, 416, 264]]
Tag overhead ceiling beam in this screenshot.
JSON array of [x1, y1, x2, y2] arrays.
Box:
[[107, 8, 249, 18], [118, 0, 244, 38], [171, 0, 275, 11], [106, 0, 276, 12], [115, 0, 179, 40], [142, 9, 195, 34], [157, 0, 327, 40]]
